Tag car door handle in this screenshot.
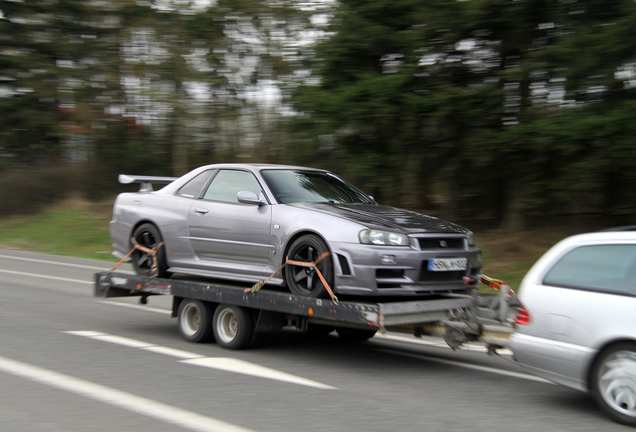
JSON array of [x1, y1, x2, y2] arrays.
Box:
[[195, 208, 209, 214]]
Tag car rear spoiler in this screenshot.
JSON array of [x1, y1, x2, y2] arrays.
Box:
[[118, 174, 178, 192]]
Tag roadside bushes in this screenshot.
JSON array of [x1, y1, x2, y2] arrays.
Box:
[[0, 163, 83, 217], [0, 151, 169, 218]]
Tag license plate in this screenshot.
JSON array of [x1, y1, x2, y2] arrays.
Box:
[[428, 258, 468, 272]]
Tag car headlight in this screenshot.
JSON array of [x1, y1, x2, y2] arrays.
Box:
[[359, 230, 409, 246], [466, 231, 475, 246]]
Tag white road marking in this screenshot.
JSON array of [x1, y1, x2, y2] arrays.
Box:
[[91, 335, 155, 348], [377, 348, 554, 384], [143, 346, 205, 359], [375, 333, 514, 356], [0, 254, 116, 271], [98, 300, 172, 315], [0, 271, 170, 315], [65, 331, 336, 390], [63, 331, 201, 359], [0, 269, 91, 284], [181, 358, 337, 390], [0, 355, 256, 432], [65, 331, 108, 337]]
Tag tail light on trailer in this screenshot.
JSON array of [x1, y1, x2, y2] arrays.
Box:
[[514, 301, 531, 326]]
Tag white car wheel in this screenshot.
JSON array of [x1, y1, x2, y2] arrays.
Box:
[[592, 344, 636, 425]]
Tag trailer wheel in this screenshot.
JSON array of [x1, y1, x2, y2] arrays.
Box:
[[131, 223, 170, 278], [336, 328, 377, 342], [590, 343, 636, 426], [285, 234, 334, 298], [178, 300, 214, 343], [213, 305, 254, 350]]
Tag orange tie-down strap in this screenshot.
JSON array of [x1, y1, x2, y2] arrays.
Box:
[[479, 274, 515, 297], [245, 252, 338, 304], [110, 238, 164, 273]]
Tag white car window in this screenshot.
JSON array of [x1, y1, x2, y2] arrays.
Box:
[[543, 244, 636, 295], [203, 170, 262, 203]]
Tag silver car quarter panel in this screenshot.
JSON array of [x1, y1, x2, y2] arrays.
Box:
[[516, 282, 636, 346], [110, 194, 144, 259], [110, 193, 192, 263]]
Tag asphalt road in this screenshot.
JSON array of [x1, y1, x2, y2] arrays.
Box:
[[0, 248, 629, 432]]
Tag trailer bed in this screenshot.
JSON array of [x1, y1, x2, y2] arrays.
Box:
[[94, 271, 513, 350], [97, 271, 474, 325]]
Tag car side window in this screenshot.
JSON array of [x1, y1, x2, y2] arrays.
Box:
[[202, 170, 263, 204], [543, 244, 636, 295], [177, 170, 215, 199]]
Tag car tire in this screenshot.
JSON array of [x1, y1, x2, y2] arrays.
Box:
[[285, 234, 334, 298], [590, 342, 636, 426], [177, 300, 214, 343], [212, 305, 254, 350], [336, 328, 377, 342], [130, 223, 170, 278]]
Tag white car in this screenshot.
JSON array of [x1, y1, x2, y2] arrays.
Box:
[[510, 230, 636, 425]]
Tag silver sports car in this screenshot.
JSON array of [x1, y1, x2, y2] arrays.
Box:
[[110, 163, 482, 298]]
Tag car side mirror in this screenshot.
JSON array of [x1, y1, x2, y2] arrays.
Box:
[[237, 191, 264, 206]]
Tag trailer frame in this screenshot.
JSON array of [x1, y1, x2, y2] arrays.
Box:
[[94, 271, 516, 350]]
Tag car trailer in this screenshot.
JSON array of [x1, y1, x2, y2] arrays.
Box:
[[94, 271, 518, 351]]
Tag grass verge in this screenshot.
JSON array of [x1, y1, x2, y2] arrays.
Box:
[[0, 198, 115, 261], [475, 230, 576, 291]]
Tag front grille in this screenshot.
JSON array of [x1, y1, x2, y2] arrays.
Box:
[[376, 269, 404, 279], [417, 237, 464, 250], [377, 283, 403, 289], [419, 267, 466, 283], [376, 269, 405, 289]]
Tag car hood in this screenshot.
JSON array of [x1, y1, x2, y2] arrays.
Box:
[[287, 203, 468, 234]]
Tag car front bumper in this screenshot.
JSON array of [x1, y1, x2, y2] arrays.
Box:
[[328, 241, 482, 296]]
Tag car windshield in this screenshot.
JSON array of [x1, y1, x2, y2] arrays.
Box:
[[261, 169, 375, 204]]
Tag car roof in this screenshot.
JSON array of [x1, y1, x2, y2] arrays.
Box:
[[562, 231, 636, 245], [155, 163, 329, 196], [598, 225, 636, 232], [197, 163, 326, 172]]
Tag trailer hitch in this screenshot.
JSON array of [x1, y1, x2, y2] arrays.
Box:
[[441, 320, 483, 350]]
